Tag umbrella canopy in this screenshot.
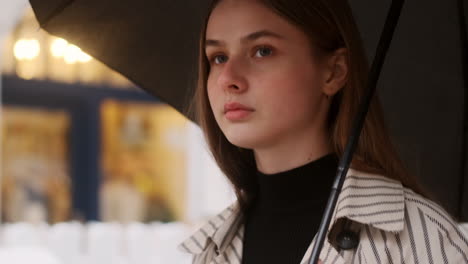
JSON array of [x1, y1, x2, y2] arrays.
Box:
[[32, 0, 212, 117], [351, 0, 468, 221], [28, 0, 468, 221]]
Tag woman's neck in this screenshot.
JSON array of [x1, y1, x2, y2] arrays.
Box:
[[253, 127, 332, 174]]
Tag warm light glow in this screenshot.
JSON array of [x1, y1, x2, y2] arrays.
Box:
[[14, 39, 40, 60], [50, 38, 68, 58], [17, 67, 35, 80], [78, 51, 92, 63], [63, 44, 81, 64], [63, 44, 92, 64]]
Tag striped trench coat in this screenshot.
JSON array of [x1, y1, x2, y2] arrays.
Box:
[[178, 169, 468, 263]]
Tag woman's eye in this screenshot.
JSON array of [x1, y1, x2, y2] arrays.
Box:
[[212, 54, 228, 64], [255, 46, 273, 57]]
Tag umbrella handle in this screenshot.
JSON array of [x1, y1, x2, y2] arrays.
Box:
[[307, 0, 405, 263]]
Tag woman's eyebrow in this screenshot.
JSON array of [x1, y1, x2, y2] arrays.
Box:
[[205, 30, 285, 48]]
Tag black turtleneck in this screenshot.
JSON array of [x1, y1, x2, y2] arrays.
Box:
[[241, 153, 338, 264]]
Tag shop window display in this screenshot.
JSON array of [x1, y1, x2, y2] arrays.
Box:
[[100, 100, 188, 223], [1, 106, 71, 223]]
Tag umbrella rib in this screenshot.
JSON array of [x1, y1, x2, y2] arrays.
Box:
[[38, 0, 76, 28]]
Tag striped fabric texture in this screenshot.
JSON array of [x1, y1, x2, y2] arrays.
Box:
[[178, 169, 468, 264]]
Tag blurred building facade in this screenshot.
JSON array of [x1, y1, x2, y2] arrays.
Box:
[[1, 7, 235, 225]]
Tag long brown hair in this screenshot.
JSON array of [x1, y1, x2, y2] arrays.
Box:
[[190, 0, 425, 212]]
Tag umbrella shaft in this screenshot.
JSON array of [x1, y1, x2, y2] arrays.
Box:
[[307, 0, 405, 263]]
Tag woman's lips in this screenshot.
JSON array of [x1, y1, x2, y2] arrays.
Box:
[[224, 102, 254, 121], [225, 109, 253, 120]]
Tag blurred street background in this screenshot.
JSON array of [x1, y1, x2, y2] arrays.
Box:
[[0, 2, 466, 264], [0, 3, 235, 264]]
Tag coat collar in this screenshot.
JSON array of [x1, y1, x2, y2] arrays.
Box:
[[178, 204, 240, 255], [332, 168, 405, 232], [178, 168, 406, 255]]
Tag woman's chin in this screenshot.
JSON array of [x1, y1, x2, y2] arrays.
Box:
[[219, 121, 275, 149], [224, 130, 269, 150], [224, 133, 257, 149]]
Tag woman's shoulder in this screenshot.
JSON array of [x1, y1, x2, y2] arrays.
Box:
[[347, 169, 468, 263], [401, 187, 468, 261], [402, 186, 459, 232], [345, 168, 463, 231]]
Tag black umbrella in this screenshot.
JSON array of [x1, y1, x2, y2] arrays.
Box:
[[31, 0, 211, 119], [28, 0, 468, 262]]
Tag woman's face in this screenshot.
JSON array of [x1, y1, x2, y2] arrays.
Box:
[[206, 0, 332, 151]]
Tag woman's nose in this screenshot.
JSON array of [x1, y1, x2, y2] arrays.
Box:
[[217, 59, 248, 94]]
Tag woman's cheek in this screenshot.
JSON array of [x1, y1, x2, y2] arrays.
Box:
[[207, 84, 223, 119], [206, 76, 216, 97]]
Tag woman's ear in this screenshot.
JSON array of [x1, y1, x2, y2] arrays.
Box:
[[323, 48, 348, 97]]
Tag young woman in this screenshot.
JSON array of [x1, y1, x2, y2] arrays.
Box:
[[179, 0, 468, 263]]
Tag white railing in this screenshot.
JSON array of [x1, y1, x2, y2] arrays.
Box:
[[0, 221, 194, 264]]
